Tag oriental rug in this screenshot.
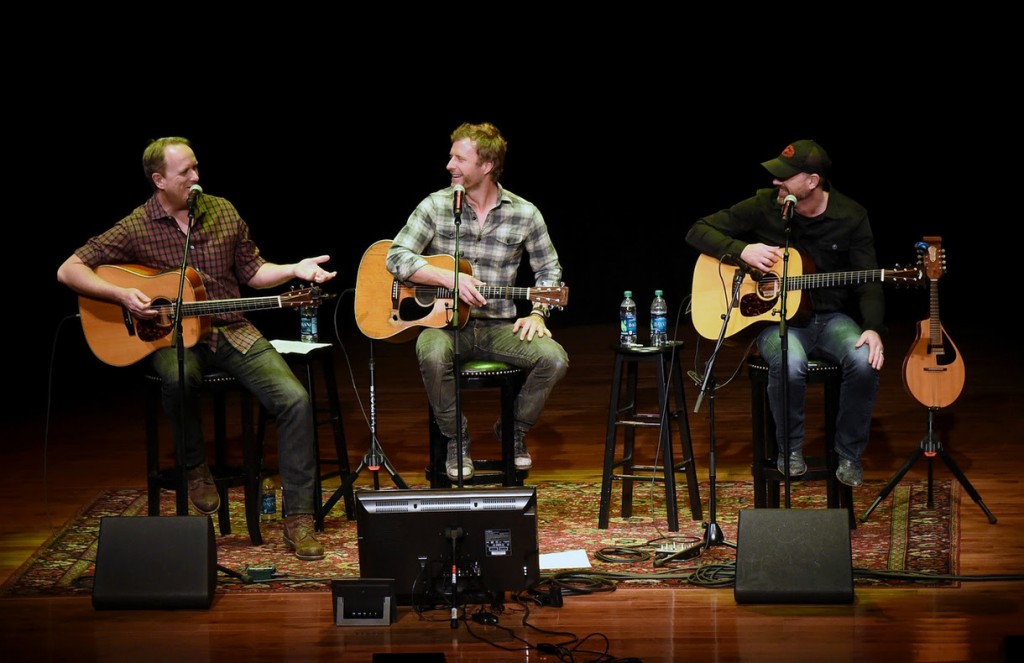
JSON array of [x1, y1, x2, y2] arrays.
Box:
[[0, 478, 959, 598]]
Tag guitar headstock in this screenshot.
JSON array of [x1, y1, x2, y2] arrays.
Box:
[[886, 265, 925, 286], [530, 284, 570, 309], [280, 285, 326, 308], [916, 236, 945, 281]]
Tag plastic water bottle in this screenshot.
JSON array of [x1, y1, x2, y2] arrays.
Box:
[[299, 304, 318, 342], [619, 291, 637, 346], [260, 476, 277, 522], [650, 290, 668, 347]]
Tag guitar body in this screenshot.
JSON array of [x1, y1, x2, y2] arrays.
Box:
[[354, 240, 472, 343], [902, 236, 965, 408], [902, 319, 965, 409], [690, 251, 809, 340], [354, 240, 569, 342], [79, 264, 320, 367], [79, 264, 208, 367]]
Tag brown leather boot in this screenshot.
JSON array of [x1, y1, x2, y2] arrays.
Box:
[[282, 514, 325, 561], [186, 463, 220, 515]]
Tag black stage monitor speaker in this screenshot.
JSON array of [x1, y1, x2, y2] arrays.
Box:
[[92, 516, 217, 610], [734, 508, 853, 604]]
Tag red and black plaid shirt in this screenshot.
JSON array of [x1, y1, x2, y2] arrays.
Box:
[[75, 193, 267, 353]]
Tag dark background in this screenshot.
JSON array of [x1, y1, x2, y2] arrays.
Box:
[[11, 41, 1015, 420]]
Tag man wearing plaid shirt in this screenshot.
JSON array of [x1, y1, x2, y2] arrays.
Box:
[[386, 122, 569, 482], [58, 137, 336, 560]]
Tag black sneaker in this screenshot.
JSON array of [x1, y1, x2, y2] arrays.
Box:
[[445, 434, 474, 481], [776, 450, 806, 476], [836, 458, 863, 487], [493, 420, 532, 470]]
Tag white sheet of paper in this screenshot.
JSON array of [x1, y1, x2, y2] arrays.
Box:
[[539, 549, 592, 570], [269, 339, 331, 355]]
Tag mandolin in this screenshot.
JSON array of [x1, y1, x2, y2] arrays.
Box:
[[902, 236, 965, 408]]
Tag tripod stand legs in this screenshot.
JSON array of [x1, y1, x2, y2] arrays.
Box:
[[861, 409, 996, 524]]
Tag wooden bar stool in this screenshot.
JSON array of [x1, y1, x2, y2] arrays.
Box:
[[426, 360, 527, 488], [599, 341, 703, 531], [748, 355, 855, 529], [258, 341, 354, 529], [144, 369, 263, 545]]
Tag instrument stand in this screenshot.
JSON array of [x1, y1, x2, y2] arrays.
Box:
[[337, 339, 408, 494], [861, 406, 995, 524]]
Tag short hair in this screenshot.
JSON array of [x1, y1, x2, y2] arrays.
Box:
[[450, 122, 507, 182], [142, 137, 191, 189]]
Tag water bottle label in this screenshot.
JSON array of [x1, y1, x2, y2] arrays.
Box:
[[300, 310, 318, 342], [260, 492, 276, 516], [621, 312, 636, 333], [652, 317, 667, 333]]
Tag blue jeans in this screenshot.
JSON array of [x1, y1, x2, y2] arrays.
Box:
[[150, 336, 317, 514], [755, 312, 879, 463], [415, 319, 570, 440]]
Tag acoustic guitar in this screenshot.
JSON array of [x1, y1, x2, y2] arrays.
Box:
[[78, 263, 322, 367], [690, 250, 921, 340], [354, 239, 569, 342], [902, 236, 965, 408]]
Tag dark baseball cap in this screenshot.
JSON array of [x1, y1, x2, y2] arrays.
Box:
[[762, 140, 832, 179]]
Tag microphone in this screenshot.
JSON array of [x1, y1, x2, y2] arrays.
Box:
[[453, 184, 465, 216], [781, 194, 797, 222], [187, 184, 203, 208], [721, 253, 763, 281]]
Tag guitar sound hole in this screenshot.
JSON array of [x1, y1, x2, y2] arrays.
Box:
[[398, 298, 432, 323]]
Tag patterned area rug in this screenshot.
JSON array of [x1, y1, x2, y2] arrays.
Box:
[[1, 479, 959, 597]]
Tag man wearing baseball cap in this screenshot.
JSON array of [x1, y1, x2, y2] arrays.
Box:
[[685, 139, 886, 488]]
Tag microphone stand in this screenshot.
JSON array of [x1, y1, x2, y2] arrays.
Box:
[[778, 206, 794, 508], [172, 196, 199, 516], [672, 260, 745, 559], [450, 195, 467, 488], [174, 192, 246, 581]]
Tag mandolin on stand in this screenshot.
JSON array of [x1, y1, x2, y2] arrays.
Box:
[[902, 236, 965, 409]]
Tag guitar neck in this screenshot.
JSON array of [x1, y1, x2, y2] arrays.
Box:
[[786, 269, 893, 291], [163, 295, 285, 318]]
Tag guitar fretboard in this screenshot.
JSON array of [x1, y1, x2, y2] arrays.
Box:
[[154, 296, 285, 317], [785, 269, 895, 290], [414, 285, 536, 301]]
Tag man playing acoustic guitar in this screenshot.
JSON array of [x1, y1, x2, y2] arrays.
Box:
[[385, 122, 569, 481], [57, 137, 336, 560], [686, 139, 886, 487]]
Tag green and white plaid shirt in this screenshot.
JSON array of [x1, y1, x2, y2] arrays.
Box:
[[386, 184, 562, 320]]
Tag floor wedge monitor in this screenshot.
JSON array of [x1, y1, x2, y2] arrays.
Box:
[[734, 508, 853, 604], [92, 515, 216, 609]]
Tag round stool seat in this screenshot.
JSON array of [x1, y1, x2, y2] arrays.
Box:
[[144, 368, 238, 386], [459, 360, 524, 378], [748, 356, 842, 381]]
